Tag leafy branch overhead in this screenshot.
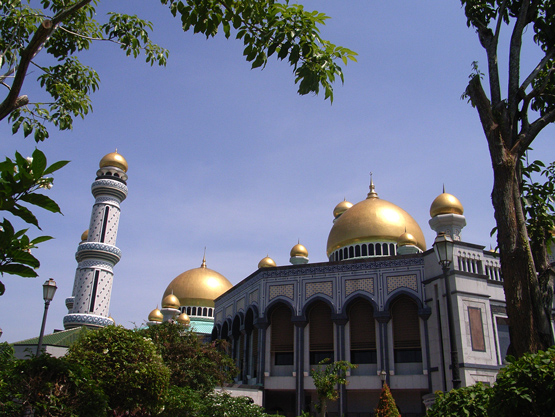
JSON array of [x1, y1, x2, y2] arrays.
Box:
[[0, 149, 68, 292], [1, 0, 355, 144]]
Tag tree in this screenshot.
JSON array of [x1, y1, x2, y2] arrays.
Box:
[[461, 0, 555, 355], [0, 353, 107, 417], [139, 322, 237, 392], [0, 148, 68, 295], [374, 383, 400, 417], [1, 0, 354, 292], [310, 359, 356, 417], [65, 325, 170, 415], [426, 382, 491, 417]]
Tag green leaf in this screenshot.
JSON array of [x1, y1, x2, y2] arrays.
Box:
[[19, 193, 62, 214], [0, 263, 38, 278], [44, 160, 70, 175]]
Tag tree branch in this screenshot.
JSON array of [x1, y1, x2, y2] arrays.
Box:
[[513, 107, 555, 156], [520, 48, 555, 93], [507, 0, 532, 126], [0, 0, 93, 121]]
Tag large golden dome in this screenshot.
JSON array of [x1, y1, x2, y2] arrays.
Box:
[[162, 258, 232, 307], [326, 182, 426, 256], [430, 192, 464, 217], [99, 151, 128, 172]]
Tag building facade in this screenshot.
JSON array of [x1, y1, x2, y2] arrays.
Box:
[[210, 181, 513, 417]]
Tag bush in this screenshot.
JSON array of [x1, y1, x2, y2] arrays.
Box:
[[426, 382, 491, 417], [0, 353, 106, 417], [66, 325, 170, 415], [374, 383, 400, 417], [139, 322, 237, 392], [489, 346, 555, 417]]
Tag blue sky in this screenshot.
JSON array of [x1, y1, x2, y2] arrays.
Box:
[[2, 1, 554, 343]]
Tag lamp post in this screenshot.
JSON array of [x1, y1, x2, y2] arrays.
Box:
[[433, 233, 461, 390], [36, 278, 57, 356], [380, 369, 387, 386]]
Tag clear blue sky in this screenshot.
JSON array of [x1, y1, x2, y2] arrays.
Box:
[[2, 1, 554, 342]]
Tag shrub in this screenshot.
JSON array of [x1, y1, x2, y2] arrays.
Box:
[[66, 325, 170, 415], [489, 346, 555, 417], [426, 382, 491, 417], [375, 383, 401, 417]]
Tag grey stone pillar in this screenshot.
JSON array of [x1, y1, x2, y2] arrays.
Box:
[[294, 320, 308, 416], [375, 312, 391, 385], [255, 320, 269, 385]]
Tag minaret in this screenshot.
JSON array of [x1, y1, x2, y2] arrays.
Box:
[[428, 186, 466, 240], [63, 151, 128, 329]]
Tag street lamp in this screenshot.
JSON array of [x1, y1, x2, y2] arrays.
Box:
[[379, 369, 387, 386], [433, 233, 461, 389], [36, 278, 57, 356]]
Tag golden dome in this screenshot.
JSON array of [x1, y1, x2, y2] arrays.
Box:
[[290, 242, 308, 258], [326, 183, 426, 256], [80, 229, 88, 242], [398, 231, 417, 247], [430, 192, 464, 217], [161, 293, 180, 309], [162, 258, 232, 308], [148, 308, 163, 322], [258, 256, 277, 268], [177, 312, 190, 326], [99, 151, 128, 172], [333, 199, 353, 218]]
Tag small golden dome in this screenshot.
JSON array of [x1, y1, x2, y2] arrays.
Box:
[[80, 230, 88, 242], [333, 199, 353, 218], [176, 312, 190, 326], [398, 231, 417, 247], [430, 191, 464, 217], [326, 182, 426, 256], [162, 257, 233, 308], [258, 256, 276, 268], [99, 151, 128, 172], [148, 308, 163, 322], [161, 293, 180, 309], [290, 242, 308, 258], [108, 316, 115, 325]]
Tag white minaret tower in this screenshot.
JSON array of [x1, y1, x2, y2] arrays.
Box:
[[63, 151, 128, 329]]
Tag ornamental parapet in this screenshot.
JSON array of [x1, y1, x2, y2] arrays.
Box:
[[75, 242, 121, 264], [91, 178, 128, 201], [63, 313, 113, 329]]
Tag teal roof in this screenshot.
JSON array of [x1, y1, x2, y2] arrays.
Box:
[[189, 318, 214, 335], [13, 327, 90, 348]]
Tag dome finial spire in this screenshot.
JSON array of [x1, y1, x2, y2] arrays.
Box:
[[367, 172, 378, 199], [443, 184, 445, 194], [201, 247, 206, 268]]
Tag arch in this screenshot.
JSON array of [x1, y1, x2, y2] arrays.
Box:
[[232, 314, 243, 339], [269, 302, 295, 367], [211, 325, 220, 341], [221, 320, 231, 340], [265, 298, 295, 319], [383, 290, 424, 312], [343, 293, 379, 316], [301, 295, 336, 321]]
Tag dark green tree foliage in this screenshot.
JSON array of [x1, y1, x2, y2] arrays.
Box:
[[374, 383, 400, 417], [139, 322, 237, 392], [65, 325, 170, 416], [0, 149, 68, 294], [426, 382, 491, 417], [0, 353, 107, 417], [310, 359, 356, 417], [489, 346, 555, 417], [460, 0, 555, 355]]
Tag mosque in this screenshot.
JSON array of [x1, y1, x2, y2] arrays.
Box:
[[52, 151, 526, 416]]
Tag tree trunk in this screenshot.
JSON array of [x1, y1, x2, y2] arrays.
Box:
[[490, 149, 553, 355]]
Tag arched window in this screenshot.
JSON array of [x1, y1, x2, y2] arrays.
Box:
[[270, 304, 294, 365], [349, 246, 354, 258], [383, 243, 389, 256], [362, 244, 368, 257], [349, 300, 376, 364], [391, 296, 422, 364], [390, 243, 396, 255], [369, 244, 375, 256], [355, 245, 361, 257], [376, 244, 382, 256], [309, 301, 334, 364]]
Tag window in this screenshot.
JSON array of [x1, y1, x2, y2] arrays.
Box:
[[349, 300, 377, 364], [270, 304, 294, 365], [496, 316, 510, 363], [391, 296, 422, 364], [468, 307, 486, 352], [309, 302, 334, 365]]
